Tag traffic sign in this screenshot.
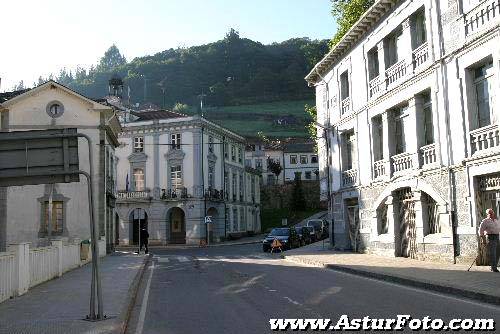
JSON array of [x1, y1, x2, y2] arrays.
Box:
[[204, 216, 213, 224]]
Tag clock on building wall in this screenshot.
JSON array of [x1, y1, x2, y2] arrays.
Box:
[[46, 101, 64, 118]]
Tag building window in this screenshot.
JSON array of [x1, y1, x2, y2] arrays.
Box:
[[171, 133, 181, 150], [290, 155, 297, 164], [255, 159, 262, 170], [233, 208, 238, 231], [372, 115, 384, 161], [340, 71, 350, 101], [311, 155, 318, 163], [394, 107, 408, 154], [342, 131, 356, 171], [170, 165, 182, 189], [422, 93, 434, 145], [208, 166, 215, 189], [133, 137, 144, 153], [43, 201, 64, 234], [239, 174, 244, 201], [412, 10, 427, 49], [385, 28, 402, 68], [231, 145, 236, 161], [473, 60, 494, 129], [208, 136, 214, 153], [133, 168, 145, 191], [224, 142, 228, 159], [300, 155, 308, 164], [232, 173, 237, 201], [294, 171, 302, 180], [238, 147, 242, 163], [245, 159, 252, 167], [368, 47, 380, 80], [224, 171, 229, 198], [305, 171, 312, 180]]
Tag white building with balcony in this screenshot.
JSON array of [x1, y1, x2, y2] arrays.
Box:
[[115, 111, 261, 245], [306, 0, 500, 261]]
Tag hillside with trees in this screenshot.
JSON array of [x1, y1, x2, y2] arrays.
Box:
[[39, 30, 328, 112]]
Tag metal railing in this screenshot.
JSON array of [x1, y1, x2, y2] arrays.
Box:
[[385, 60, 407, 86], [391, 152, 413, 173], [369, 76, 382, 98], [162, 187, 189, 200], [116, 189, 151, 199], [373, 159, 387, 179], [420, 143, 437, 166], [341, 169, 357, 187], [204, 188, 224, 200], [465, 0, 500, 36], [412, 42, 429, 70], [341, 97, 351, 114], [470, 124, 500, 155]]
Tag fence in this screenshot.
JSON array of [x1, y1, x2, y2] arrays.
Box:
[[0, 238, 105, 303]]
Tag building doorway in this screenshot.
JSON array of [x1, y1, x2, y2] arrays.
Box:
[[169, 207, 186, 244], [345, 198, 360, 252], [475, 173, 500, 265], [130, 208, 148, 245], [395, 188, 417, 258]]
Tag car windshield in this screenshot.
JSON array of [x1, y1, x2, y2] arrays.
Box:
[[294, 227, 303, 233], [269, 228, 290, 236], [306, 226, 314, 232], [307, 221, 321, 228]]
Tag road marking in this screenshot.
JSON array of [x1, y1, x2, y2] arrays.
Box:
[[177, 256, 189, 262], [157, 257, 169, 263], [135, 262, 155, 334], [283, 296, 301, 306]]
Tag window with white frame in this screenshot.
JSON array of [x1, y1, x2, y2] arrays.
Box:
[[171, 133, 181, 150], [421, 92, 434, 145], [368, 46, 380, 80], [412, 9, 427, 49], [340, 71, 350, 101], [311, 155, 318, 163], [342, 131, 356, 171], [372, 115, 384, 161], [385, 28, 402, 68], [290, 155, 297, 164], [133, 137, 144, 153], [300, 155, 308, 164], [133, 168, 145, 191], [394, 107, 408, 154], [472, 60, 495, 129], [305, 171, 312, 180], [170, 165, 182, 189]]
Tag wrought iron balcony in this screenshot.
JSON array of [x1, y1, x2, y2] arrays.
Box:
[[116, 189, 151, 200], [341, 169, 357, 187], [412, 42, 429, 70], [204, 188, 224, 201], [161, 187, 189, 200]]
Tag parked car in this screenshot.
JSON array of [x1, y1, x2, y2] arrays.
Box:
[[262, 227, 301, 252], [304, 225, 319, 243], [294, 226, 311, 246], [306, 220, 325, 240]]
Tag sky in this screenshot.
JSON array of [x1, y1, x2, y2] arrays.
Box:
[[0, 0, 336, 92]]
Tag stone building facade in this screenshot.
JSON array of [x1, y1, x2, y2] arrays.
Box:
[[306, 0, 500, 261], [115, 111, 261, 245]]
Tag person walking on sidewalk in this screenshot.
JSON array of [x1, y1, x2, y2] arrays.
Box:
[[140, 227, 149, 254], [479, 208, 500, 272]]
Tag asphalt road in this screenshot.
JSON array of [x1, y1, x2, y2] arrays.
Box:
[[126, 243, 500, 334]]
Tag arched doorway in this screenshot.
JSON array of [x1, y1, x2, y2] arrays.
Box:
[[129, 208, 148, 245], [169, 207, 186, 244], [206, 207, 218, 242]]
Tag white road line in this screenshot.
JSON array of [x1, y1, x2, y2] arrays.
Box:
[[157, 258, 169, 263], [135, 262, 155, 334], [177, 256, 189, 262]]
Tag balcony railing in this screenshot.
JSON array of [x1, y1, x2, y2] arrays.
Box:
[[162, 187, 189, 200], [391, 152, 413, 174], [412, 42, 429, 70], [465, 0, 500, 37], [470, 124, 500, 155], [385, 60, 407, 86], [341, 97, 351, 114], [341, 169, 357, 187], [204, 188, 224, 200], [373, 159, 387, 179], [369, 76, 382, 98], [116, 189, 151, 199], [420, 143, 437, 166]]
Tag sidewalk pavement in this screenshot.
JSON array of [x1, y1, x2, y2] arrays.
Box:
[[116, 233, 265, 251], [0, 252, 150, 334], [284, 242, 500, 305]]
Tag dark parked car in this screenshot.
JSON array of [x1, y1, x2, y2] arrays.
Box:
[[294, 226, 311, 246], [304, 225, 319, 243], [307, 219, 328, 240], [262, 227, 301, 252]]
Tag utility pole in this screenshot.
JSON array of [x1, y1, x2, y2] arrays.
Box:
[[198, 92, 207, 117]]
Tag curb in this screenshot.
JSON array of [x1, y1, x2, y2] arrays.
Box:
[[118, 254, 152, 334], [285, 256, 500, 306], [116, 239, 262, 251]]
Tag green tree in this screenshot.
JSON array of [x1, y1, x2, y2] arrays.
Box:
[[291, 173, 306, 211], [267, 157, 283, 183], [329, 0, 376, 48], [172, 102, 189, 113], [98, 44, 127, 71], [304, 104, 318, 142]]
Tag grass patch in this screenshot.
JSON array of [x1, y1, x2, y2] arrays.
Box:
[[261, 208, 322, 233]]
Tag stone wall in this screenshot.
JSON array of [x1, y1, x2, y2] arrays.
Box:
[[260, 181, 321, 210]]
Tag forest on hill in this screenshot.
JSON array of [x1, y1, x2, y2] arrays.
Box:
[[38, 30, 328, 109]]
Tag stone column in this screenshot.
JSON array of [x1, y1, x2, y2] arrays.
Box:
[[407, 96, 424, 169], [153, 133, 160, 199], [413, 191, 425, 244], [377, 40, 387, 91], [381, 111, 392, 178], [385, 195, 396, 239], [401, 17, 414, 75], [8, 243, 30, 295]]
